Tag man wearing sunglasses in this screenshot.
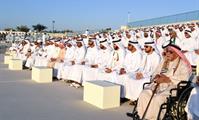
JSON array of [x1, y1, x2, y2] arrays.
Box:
[[123, 37, 161, 102], [113, 39, 143, 99], [136, 37, 161, 81]]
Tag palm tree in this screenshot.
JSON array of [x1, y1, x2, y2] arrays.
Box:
[[32, 24, 47, 32]]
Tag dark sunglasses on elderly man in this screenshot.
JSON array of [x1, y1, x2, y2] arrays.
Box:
[[166, 50, 173, 54]]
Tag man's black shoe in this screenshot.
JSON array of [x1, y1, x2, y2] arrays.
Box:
[[126, 112, 134, 118]]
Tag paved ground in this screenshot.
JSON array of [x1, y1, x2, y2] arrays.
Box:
[[0, 54, 133, 120], [0, 42, 11, 54]]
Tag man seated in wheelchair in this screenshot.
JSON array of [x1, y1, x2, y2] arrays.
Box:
[[186, 76, 199, 120], [137, 43, 192, 120]]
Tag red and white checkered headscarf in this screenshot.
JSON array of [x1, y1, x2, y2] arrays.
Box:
[[168, 45, 192, 73]]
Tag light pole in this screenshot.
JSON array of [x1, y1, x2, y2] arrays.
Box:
[[52, 20, 55, 33], [127, 12, 131, 24]]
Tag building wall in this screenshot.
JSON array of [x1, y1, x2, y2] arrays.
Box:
[[128, 10, 199, 28], [0, 31, 25, 34]]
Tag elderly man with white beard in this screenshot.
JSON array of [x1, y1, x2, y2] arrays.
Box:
[[136, 43, 191, 120]]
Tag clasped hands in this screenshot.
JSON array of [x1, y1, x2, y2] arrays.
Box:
[[153, 74, 171, 84], [119, 68, 126, 75], [91, 64, 98, 68], [50, 58, 57, 62], [105, 68, 112, 73]]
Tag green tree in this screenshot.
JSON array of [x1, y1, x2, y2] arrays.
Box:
[[4, 28, 15, 31], [99, 27, 112, 33], [64, 29, 74, 33], [16, 25, 30, 33], [32, 24, 47, 32]]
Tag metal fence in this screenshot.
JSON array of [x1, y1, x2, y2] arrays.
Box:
[[128, 10, 199, 28]]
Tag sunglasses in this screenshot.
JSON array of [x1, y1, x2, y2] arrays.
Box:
[[185, 32, 188, 34], [144, 45, 150, 48], [165, 50, 173, 54], [128, 44, 133, 46]]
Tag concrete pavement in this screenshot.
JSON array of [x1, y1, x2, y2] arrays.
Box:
[[0, 54, 132, 120]]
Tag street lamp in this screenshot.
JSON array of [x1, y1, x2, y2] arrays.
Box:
[[128, 12, 131, 23], [52, 20, 55, 33]]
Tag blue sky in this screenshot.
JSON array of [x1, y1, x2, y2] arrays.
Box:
[[0, 0, 198, 31]]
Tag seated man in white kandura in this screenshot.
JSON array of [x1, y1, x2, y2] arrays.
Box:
[[73, 37, 99, 84], [82, 36, 112, 84], [113, 39, 142, 98], [57, 40, 75, 80], [65, 38, 86, 87], [124, 37, 161, 101], [25, 41, 42, 69], [16, 40, 30, 65], [136, 43, 192, 120], [52, 42, 66, 79], [97, 37, 125, 83]]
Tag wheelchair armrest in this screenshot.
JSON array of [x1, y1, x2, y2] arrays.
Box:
[[170, 88, 178, 97], [143, 82, 152, 89]]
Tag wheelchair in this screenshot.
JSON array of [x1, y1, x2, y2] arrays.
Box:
[[126, 73, 195, 120]]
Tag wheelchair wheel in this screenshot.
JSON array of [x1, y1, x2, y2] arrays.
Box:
[[177, 86, 193, 120], [163, 114, 175, 120], [157, 96, 179, 120]]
